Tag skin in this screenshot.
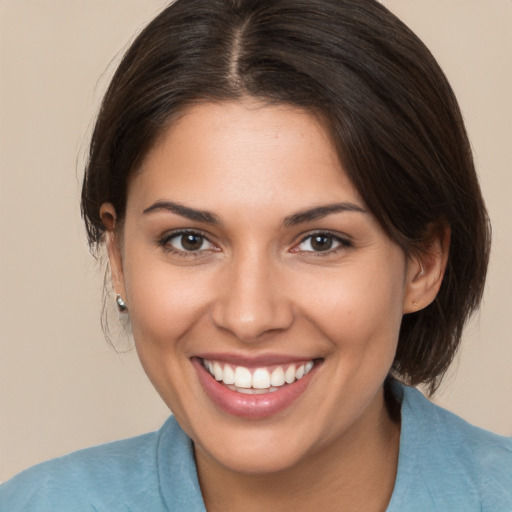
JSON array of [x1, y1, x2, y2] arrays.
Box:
[[101, 100, 448, 511]]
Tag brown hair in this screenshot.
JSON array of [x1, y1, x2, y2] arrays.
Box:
[[81, 0, 491, 393]]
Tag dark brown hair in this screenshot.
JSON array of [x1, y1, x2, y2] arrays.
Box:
[[81, 0, 491, 392]]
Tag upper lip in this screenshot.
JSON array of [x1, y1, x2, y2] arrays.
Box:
[[194, 353, 320, 368]]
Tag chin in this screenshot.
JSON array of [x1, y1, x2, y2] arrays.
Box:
[[194, 431, 315, 476]]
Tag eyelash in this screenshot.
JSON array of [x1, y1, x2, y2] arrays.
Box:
[[158, 230, 352, 257], [158, 230, 218, 257], [293, 231, 352, 256]]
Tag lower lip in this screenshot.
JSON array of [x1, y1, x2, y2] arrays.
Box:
[[192, 358, 319, 420]]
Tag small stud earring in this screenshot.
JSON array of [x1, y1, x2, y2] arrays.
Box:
[[116, 294, 128, 312]]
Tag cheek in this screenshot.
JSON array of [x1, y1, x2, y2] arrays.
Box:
[[296, 259, 406, 352], [120, 254, 216, 418], [123, 255, 214, 350]]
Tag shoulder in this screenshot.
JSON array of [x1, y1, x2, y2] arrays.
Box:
[[402, 383, 512, 465], [392, 382, 512, 511], [0, 417, 182, 512]]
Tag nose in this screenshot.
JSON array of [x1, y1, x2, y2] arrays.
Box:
[[211, 250, 294, 342]]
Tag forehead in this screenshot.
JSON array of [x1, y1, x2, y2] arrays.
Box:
[[127, 100, 365, 216]]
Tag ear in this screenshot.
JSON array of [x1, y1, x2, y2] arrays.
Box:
[[100, 203, 126, 300], [403, 226, 450, 314]]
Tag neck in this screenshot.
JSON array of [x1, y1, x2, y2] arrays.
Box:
[[195, 387, 401, 512]]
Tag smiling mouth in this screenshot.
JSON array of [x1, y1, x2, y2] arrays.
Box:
[[201, 358, 317, 394]]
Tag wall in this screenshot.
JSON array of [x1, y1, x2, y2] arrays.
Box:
[[1, 0, 510, 482]]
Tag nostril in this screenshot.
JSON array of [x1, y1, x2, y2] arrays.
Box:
[[211, 298, 293, 342]]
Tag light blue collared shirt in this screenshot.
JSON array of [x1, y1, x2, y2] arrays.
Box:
[[1, 382, 511, 511]]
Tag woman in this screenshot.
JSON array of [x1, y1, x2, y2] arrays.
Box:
[[1, 0, 510, 510]]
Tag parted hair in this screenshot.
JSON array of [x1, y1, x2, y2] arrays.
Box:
[[81, 0, 491, 393]]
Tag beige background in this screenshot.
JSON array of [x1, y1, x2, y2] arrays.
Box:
[[0, 0, 511, 482]]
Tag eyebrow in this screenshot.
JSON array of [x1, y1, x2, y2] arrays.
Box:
[[142, 200, 366, 227], [282, 202, 367, 226], [142, 200, 222, 225]]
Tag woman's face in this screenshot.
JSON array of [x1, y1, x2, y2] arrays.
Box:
[[110, 100, 419, 475]]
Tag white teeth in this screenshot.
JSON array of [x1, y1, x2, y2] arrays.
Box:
[[236, 387, 277, 394], [213, 362, 223, 381], [234, 366, 252, 388], [270, 367, 285, 387], [236, 387, 258, 394], [252, 368, 271, 389], [223, 364, 235, 385], [284, 365, 296, 384], [203, 359, 316, 393]]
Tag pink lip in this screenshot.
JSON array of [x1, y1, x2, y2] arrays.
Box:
[[192, 357, 321, 420]]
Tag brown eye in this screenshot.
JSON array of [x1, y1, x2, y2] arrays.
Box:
[[181, 233, 205, 251], [164, 231, 215, 253], [295, 233, 350, 253], [310, 235, 334, 251]]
